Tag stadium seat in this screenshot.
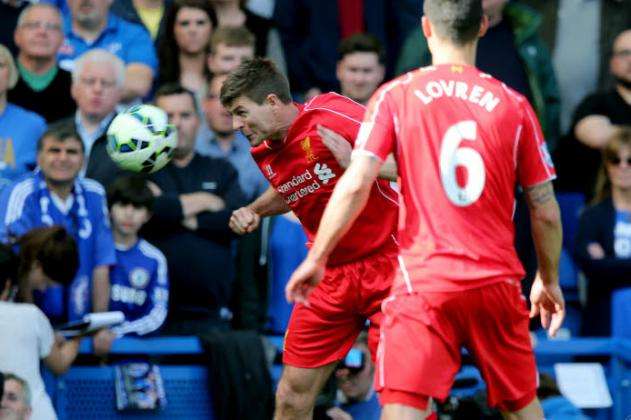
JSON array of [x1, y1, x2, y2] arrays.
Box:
[[556, 192, 585, 251], [612, 287, 631, 339]]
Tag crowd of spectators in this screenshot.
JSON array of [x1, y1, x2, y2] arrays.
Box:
[[0, 0, 629, 418]]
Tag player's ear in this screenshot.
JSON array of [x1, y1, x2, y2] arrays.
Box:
[[266, 93, 281, 107], [421, 16, 432, 39]]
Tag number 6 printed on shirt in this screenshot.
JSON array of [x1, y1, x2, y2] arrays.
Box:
[[439, 120, 485, 206]]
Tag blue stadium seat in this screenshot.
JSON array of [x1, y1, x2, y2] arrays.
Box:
[[612, 287, 631, 339], [556, 192, 585, 251]]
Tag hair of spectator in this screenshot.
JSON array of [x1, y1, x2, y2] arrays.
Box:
[[107, 175, 155, 212], [17, 226, 79, 288], [2, 373, 31, 408], [593, 126, 631, 204], [36, 122, 83, 153], [338, 33, 385, 64], [220, 57, 292, 107], [423, 0, 483, 45], [0, 45, 19, 90], [154, 82, 200, 114], [158, 0, 218, 84], [72, 49, 125, 89], [16, 3, 64, 31], [0, 245, 19, 294], [210, 26, 256, 54]]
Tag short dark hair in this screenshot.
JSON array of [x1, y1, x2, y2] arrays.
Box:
[[107, 175, 154, 211], [154, 82, 199, 114], [423, 0, 483, 45], [210, 26, 256, 53], [220, 57, 292, 108], [37, 122, 83, 153], [0, 244, 18, 293], [338, 33, 385, 64], [17, 226, 78, 287]]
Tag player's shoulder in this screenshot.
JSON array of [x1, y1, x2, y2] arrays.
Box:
[[301, 92, 365, 124]]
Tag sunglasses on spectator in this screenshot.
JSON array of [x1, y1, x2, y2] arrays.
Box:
[[606, 155, 631, 166]]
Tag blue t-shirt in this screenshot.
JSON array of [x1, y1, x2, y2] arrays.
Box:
[[58, 13, 157, 73], [0, 171, 116, 320], [614, 210, 631, 258], [0, 104, 46, 189], [109, 239, 169, 337]]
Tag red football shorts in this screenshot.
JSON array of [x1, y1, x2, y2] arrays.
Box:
[[283, 249, 397, 368], [376, 279, 537, 412]]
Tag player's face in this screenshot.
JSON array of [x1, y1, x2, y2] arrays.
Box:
[[111, 202, 150, 238], [71, 61, 121, 120], [14, 6, 64, 59], [38, 136, 84, 185], [226, 95, 278, 147], [606, 145, 631, 190], [336, 52, 384, 105], [156, 92, 200, 158], [174, 7, 212, 55], [0, 379, 31, 420], [203, 74, 234, 135], [207, 43, 254, 75], [610, 30, 631, 84]]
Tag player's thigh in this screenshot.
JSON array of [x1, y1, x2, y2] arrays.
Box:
[[276, 362, 338, 401], [465, 281, 538, 411], [382, 402, 433, 420], [375, 292, 462, 402]]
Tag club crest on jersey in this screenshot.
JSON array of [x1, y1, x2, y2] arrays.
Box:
[[314, 163, 336, 184], [265, 164, 276, 179], [450, 65, 464, 73], [300, 137, 318, 163], [130, 268, 150, 289]]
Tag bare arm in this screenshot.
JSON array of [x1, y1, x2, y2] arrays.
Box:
[[122, 64, 154, 101], [285, 154, 381, 302], [229, 187, 289, 235], [574, 116, 619, 149], [318, 125, 398, 181], [92, 265, 110, 312], [44, 335, 81, 375]]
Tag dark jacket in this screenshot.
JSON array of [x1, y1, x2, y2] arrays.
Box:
[[573, 197, 631, 335]]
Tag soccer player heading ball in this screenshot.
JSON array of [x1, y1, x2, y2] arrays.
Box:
[[288, 0, 565, 418]]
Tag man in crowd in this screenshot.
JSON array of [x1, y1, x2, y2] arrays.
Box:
[[145, 83, 245, 335], [0, 373, 31, 420], [288, 0, 564, 418], [336, 33, 385, 106], [9, 3, 75, 123], [207, 26, 256, 76], [58, 0, 157, 101]]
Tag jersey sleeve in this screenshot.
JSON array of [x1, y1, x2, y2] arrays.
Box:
[[353, 86, 396, 162], [517, 101, 557, 188]]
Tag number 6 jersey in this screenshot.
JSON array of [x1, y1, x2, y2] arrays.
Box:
[[354, 64, 556, 292]]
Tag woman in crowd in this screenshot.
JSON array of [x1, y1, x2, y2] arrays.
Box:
[[157, 0, 217, 98], [574, 127, 631, 336], [0, 226, 81, 420]]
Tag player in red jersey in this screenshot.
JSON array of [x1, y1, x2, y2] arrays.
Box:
[[287, 0, 565, 418], [219, 57, 399, 419]]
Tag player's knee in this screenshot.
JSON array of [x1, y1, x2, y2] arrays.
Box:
[[275, 377, 316, 414]]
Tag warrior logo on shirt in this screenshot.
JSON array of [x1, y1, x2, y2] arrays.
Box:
[[300, 137, 318, 163], [130, 268, 150, 289], [314, 163, 335, 184], [265, 164, 276, 179]]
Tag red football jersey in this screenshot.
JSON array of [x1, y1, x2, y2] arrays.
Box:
[[251, 93, 399, 266], [355, 64, 556, 291]]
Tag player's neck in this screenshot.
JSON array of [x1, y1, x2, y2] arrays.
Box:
[[431, 42, 477, 67], [46, 180, 74, 201], [274, 103, 300, 141]]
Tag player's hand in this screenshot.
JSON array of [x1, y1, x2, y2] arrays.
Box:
[[529, 274, 565, 337], [229, 206, 261, 235], [285, 256, 325, 304], [318, 124, 352, 169]]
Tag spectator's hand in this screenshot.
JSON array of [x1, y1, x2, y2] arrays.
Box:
[[93, 329, 115, 357], [285, 256, 325, 304], [182, 216, 198, 230], [204, 193, 225, 212], [147, 181, 162, 197], [304, 87, 321, 102], [326, 407, 352, 420], [229, 206, 260, 234], [587, 242, 605, 259], [529, 274, 565, 338], [318, 125, 352, 169]]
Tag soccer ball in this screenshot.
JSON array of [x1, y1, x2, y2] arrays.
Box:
[[106, 104, 177, 173]]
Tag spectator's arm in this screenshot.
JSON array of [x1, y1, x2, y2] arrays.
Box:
[[92, 265, 110, 312], [180, 192, 225, 218], [574, 116, 619, 149], [44, 335, 81, 375], [122, 64, 154, 101]]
